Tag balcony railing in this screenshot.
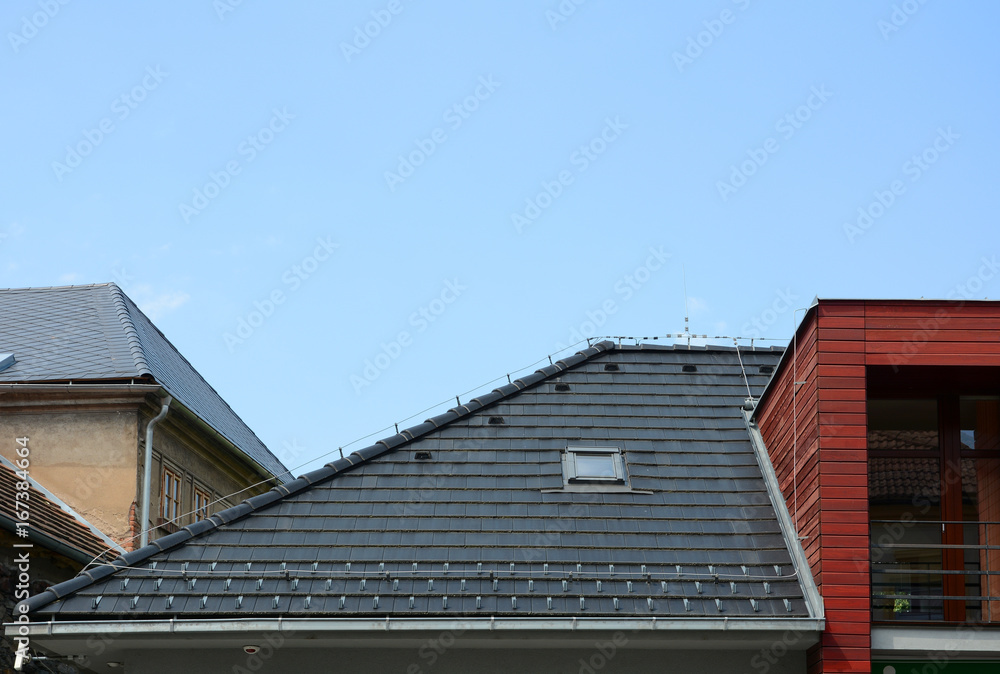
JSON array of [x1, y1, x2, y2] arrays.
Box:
[[870, 520, 1000, 624]]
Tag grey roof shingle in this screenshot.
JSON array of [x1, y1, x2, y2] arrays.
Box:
[[24, 342, 804, 620], [0, 283, 286, 480]]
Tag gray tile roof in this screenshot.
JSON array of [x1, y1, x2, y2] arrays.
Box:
[[0, 283, 286, 480], [24, 342, 805, 621]]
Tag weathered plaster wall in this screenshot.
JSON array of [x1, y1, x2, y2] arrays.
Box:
[[145, 411, 271, 534], [0, 410, 139, 546]]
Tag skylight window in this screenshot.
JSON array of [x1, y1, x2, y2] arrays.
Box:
[[0, 353, 14, 373], [563, 447, 626, 484]]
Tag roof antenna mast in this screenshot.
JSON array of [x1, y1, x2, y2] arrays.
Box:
[[682, 265, 691, 349]]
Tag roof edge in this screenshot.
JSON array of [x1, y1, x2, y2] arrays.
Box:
[[105, 283, 152, 377], [20, 340, 617, 616], [10, 616, 827, 639], [742, 410, 825, 621]]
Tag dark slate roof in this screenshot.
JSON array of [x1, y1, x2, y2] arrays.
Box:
[[0, 284, 286, 480], [24, 342, 805, 621], [0, 461, 119, 564]]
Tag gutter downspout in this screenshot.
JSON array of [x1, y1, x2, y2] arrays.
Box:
[[140, 395, 172, 548]]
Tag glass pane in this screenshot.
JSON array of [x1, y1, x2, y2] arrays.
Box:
[[961, 457, 1000, 622], [960, 396, 1000, 451], [870, 457, 943, 621], [575, 454, 616, 478], [868, 399, 938, 451]]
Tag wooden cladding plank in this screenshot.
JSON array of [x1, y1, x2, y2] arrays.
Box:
[[816, 376, 866, 389], [822, 535, 869, 549], [817, 364, 867, 378], [822, 487, 867, 501], [863, 302, 1000, 318], [822, 559, 869, 574], [818, 303, 866, 318], [818, 436, 867, 450], [820, 522, 869, 537], [865, 316, 1000, 330], [820, 341, 866, 353], [818, 388, 866, 401], [820, 632, 870, 649], [818, 316, 866, 329], [818, 412, 866, 427], [867, 353, 1000, 366], [818, 328, 867, 342], [818, 351, 867, 365], [818, 400, 866, 414], [866, 339, 1000, 354], [821, 510, 868, 524], [820, 495, 869, 510]]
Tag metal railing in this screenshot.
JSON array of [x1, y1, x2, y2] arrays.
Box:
[[870, 520, 1000, 624]]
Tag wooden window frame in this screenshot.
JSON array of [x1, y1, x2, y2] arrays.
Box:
[[193, 486, 211, 522], [161, 466, 181, 523]]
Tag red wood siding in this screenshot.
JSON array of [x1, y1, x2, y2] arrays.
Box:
[[756, 299, 1000, 674]]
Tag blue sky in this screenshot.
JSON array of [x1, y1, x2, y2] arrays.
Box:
[[2, 1, 997, 478]]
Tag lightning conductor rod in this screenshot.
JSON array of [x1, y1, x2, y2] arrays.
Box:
[[682, 265, 691, 349]]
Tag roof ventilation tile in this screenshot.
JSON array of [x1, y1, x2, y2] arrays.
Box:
[[682, 365, 697, 373]]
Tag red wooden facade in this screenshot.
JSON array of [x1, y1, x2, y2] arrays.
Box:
[[755, 299, 1000, 674]]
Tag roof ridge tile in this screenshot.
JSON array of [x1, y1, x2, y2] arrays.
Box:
[[105, 283, 152, 376]]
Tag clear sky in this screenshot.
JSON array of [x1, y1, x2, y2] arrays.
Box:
[[3, 1, 998, 478]]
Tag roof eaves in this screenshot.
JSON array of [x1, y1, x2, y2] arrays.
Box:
[[21, 340, 617, 615]]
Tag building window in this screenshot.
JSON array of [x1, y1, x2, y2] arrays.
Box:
[[161, 467, 181, 523], [869, 394, 1000, 623], [194, 487, 211, 522], [564, 447, 626, 484]]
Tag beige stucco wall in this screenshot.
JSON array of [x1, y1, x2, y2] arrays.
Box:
[[0, 410, 139, 546]]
